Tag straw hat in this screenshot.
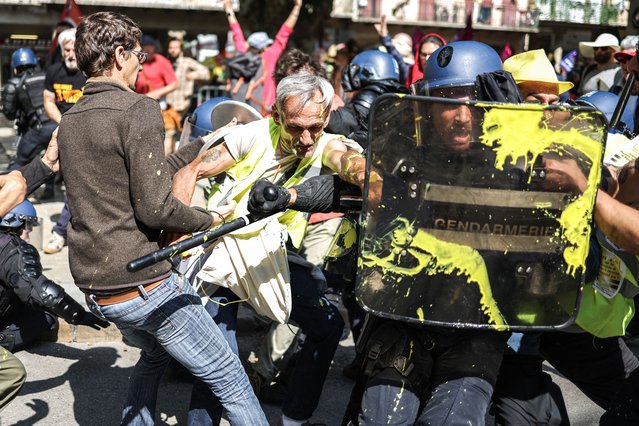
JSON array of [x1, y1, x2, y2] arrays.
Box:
[[503, 49, 574, 96], [578, 33, 620, 58]]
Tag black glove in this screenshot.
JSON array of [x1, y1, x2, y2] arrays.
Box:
[[248, 178, 291, 218], [72, 311, 110, 330], [46, 291, 109, 330]]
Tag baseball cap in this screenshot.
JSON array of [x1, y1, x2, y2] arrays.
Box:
[[614, 50, 636, 64], [247, 32, 273, 51]]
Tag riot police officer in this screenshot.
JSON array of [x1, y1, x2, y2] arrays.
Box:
[[0, 199, 108, 409], [248, 41, 513, 426], [0, 200, 109, 348], [326, 49, 409, 147], [1, 48, 58, 176]]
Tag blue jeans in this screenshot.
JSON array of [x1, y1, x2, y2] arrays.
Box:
[[188, 287, 240, 425], [360, 373, 493, 426], [188, 261, 344, 424], [358, 324, 507, 425], [7, 120, 57, 170], [52, 195, 71, 238], [87, 273, 267, 426]]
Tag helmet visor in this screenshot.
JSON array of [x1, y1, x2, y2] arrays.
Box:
[[179, 115, 211, 146], [411, 82, 478, 100], [1, 213, 39, 229]]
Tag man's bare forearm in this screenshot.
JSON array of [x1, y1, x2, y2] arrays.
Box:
[[0, 172, 27, 216], [595, 189, 639, 255], [339, 150, 368, 188]]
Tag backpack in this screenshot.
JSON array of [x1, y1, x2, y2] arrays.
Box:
[[226, 51, 262, 81], [225, 51, 268, 115]]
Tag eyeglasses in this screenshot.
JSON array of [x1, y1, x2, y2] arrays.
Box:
[[127, 49, 148, 64]]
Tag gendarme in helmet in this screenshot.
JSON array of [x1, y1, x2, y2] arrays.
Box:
[[179, 97, 262, 151], [341, 50, 400, 92], [0, 200, 39, 231], [10, 48, 38, 75], [418, 41, 503, 154], [415, 41, 503, 98]]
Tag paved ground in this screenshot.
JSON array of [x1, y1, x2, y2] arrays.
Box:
[[0, 120, 605, 425]]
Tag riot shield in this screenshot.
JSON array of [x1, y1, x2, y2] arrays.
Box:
[[356, 94, 606, 330]]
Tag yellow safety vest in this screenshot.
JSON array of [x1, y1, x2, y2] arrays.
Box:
[[576, 229, 639, 338], [206, 118, 330, 248]]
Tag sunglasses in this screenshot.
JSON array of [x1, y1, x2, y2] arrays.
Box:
[[593, 46, 611, 52], [127, 49, 148, 64]]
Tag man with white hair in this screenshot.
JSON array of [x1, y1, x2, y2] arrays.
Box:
[[43, 28, 85, 125], [42, 27, 86, 254]]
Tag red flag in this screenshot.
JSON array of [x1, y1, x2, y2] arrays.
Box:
[[500, 43, 513, 61], [454, 14, 474, 42], [60, 0, 83, 26], [50, 0, 84, 53]]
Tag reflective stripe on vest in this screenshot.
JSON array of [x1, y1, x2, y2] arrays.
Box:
[[576, 228, 639, 337], [595, 228, 639, 299]]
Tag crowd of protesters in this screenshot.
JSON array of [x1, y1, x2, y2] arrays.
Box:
[[4, 1, 639, 425]]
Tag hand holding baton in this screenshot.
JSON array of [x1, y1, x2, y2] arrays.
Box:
[[127, 186, 281, 273]]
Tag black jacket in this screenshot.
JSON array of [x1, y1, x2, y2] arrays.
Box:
[[326, 81, 409, 148]]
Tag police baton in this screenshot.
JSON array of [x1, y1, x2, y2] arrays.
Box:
[[609, 72, 635, 135], [126, 215, 253, 273], [127, 187, 281, 273]]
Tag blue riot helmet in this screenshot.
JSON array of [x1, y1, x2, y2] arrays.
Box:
[[414, 41, 503, 97], [183, 97, 231, 142], [0, 200, 39, 229], [11, 48, 38, 73], [575, 91, 634, 136], [179, 97, 262, 149], [342, 50, 400, 93]]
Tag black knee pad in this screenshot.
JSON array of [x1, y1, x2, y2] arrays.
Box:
[[363, 321, 433, 397]]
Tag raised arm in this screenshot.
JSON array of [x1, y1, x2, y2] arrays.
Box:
[[284, 0, 303, 30], [375, 14, 410, 85], [223, 0, 248, 52]]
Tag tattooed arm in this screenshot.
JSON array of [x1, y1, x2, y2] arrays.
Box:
[[172, 143, 236, 205]]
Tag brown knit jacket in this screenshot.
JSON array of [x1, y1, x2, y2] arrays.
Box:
[[58, 78, 212, 292]]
